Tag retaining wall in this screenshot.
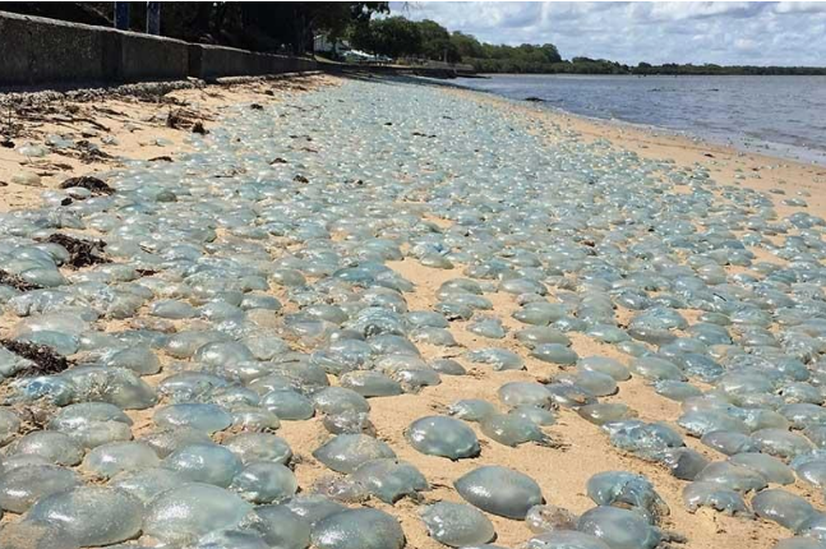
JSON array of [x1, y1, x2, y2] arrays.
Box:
[[0, 11, 316, 88]]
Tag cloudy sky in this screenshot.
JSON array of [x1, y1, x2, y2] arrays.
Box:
[[391, 2, 826, 66]]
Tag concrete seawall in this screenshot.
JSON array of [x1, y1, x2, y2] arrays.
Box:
[[0, 11, 316, 88]]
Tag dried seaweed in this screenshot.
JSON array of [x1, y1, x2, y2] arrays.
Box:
[[45, 233, 109, 268], [0, 270, 42, 292], [1, 339, 73, 377], [58, 175, 114, 195]]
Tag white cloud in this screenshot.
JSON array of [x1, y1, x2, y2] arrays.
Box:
[[392, 1, 826, 65]]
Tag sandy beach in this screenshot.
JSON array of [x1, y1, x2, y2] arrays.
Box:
[[1, 74, 824, 549]]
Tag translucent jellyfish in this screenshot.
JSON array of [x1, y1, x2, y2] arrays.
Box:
[[322, 410, 377, 436], [526, 504, 579, 534], [27, 486, 143, 546], [244, 504, 312, 548], [454, 465, 543, 519], [48, 401, 134, 448], [578, 403, 637, 426], [531, 344, 579, 365], [701, 430, 758, 456], [696, 461, 768, 493], [498, 381, 554, 410], [312, 387, 371, 416], [660, 448, 710, 480], [340, 371, 403, 397], [511, 405, 558, 426], [480, 413, 553, 447], [421, 501, 496, 547], [752, 428, 814, 459], [230, 461, 298, 504], [140, 427, 213, 458], [677, 410, 749, 438], [82, 441, 160, 478], [448, 399, 497, 422], [223, 432, 293, 465], [313, 434, 396, 473], [109, 466, 188, 504], [752, 489, 816, 532], [683, 481, 752, 516], [577, 357, 631, 382], [586, 471, 669, 522], [466, 348, 525, 371], [406, 415, 480, 459], [144, 483, 253, 544], [261, 389, 315, 420], [0, 464, 80, 513], [350, 458, 429, 503], [163, 442, 243, 487], [631, 357, 685, 381], [310, 508, 405, 549], [154, 403, 233, 433], [11, 431, 84, 466], [729, 453, 795, 485], [576, 506, 663, 549], [605, 421, 685, 460]]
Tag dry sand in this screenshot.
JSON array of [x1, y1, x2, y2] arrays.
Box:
[[1, 74, 823, 549]]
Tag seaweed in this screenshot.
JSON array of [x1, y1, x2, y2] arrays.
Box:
[[1, 339, 73, 377], [0, 269, 42, 291], [45, 233, 109, 268], [58, 175, 114, 195]]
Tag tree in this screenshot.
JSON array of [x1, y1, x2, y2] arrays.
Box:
[[353, 16, 422, 58], [416, 20, 457, 62]]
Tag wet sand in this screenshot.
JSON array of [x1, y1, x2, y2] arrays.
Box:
[[1, 74, 823, 549]]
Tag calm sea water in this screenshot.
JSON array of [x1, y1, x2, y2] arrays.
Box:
[[454, 74, 826, 165]]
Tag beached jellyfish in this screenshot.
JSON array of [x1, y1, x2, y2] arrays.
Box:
[[163, 442, 243, 487], [729, 453, 795, 485], [310, 508, 405, 549], [545, 383, 597, 408], [340, 371, 403, 397], [82, 441, 160, 478], [454, 465, 543, 519], [578, 403, 637, 426], [516, 326, 571, 349], [696, 461, 768, 493], [752, 489, 816, 532], [531, 343, 579, 365], [683, 481, 751, 516], [468, 316, 508, 339], [0, 464, 80, 513], [154, 402, 233, 433], [752, 428, 814, 459], [630, 356, 685, 381], [605, 420, 685, 460], [576, 506, 663, 549], [466, 348, 525, 371], [109, 466, 188, 504], [27, 486, 143, 547], [144, 483, 253, 544], [421, 501, 496, 547], [498, 381, 554, 409], [312, 387, 371, 416], [139, 427, 213, 458], [526, 503, 579, 534], [313, 434, 396, 473], [406, 415, 480, 459], [350, 458, 428, 503], [480, 413, 553, 447], [11, 431, 84, 466], [577, 357, 631, 382], [586, 471, 669, 522], [229, 461, 298, 504], [660, 448, 710, 480], [678, 410, 750, 438], [448, 399, 497, 422], [243, 503, 312, 548], [701, 430, 758, 456]]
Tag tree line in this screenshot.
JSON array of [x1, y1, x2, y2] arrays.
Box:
[[346, 15, 826, 75]]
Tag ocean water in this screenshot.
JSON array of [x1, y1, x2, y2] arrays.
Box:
[[454, 74, 826, 165]]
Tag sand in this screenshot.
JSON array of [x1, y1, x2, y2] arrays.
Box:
[[1, 74, 822, 549]]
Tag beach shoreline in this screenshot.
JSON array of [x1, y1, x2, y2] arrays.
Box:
[[0, 74, 822, 549]]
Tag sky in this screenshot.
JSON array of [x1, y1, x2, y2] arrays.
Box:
[[390, 2, 826, 66]]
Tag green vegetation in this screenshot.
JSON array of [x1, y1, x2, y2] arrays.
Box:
[[346, 14, 826, 75]]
